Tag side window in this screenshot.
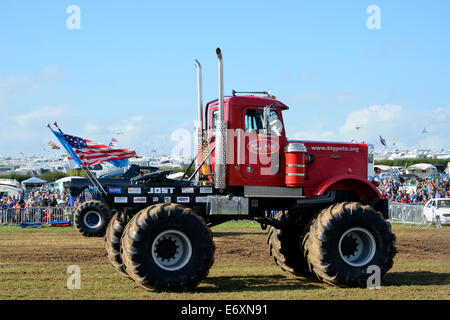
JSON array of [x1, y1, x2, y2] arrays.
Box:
[[209, 110, 218, 136], [245, 109, 264, 133], [426, 200, 434, 208]]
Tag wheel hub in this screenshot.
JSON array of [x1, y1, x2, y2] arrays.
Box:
[[340, 235, 359, 256], [338, 227, 376, 267], [155, 237, 178, 260], [151, 230, 192, 271], [83, 211, 102, 228]]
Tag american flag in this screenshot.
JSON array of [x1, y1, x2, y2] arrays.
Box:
[[62, 133, 137, 167]]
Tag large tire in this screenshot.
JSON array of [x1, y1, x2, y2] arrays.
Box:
[[74, 200, 111, 237], [105, 213, 129, 277], [267, 211, 310, 277], [120, 203, 215, 292], [303, 202, 397, 288]]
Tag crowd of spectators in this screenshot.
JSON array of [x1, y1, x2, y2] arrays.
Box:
[[376, 175, 450, 205], [0, 185, 87, 224], [0, 185, 82, 210]]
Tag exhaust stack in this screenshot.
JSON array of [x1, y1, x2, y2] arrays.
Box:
[[215, 48, 227, 190], [194, 60, 203, 182]]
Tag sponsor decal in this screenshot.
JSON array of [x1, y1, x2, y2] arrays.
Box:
[[164, 197, 171, 203], [153, 197, 159, 202], [114, 197, 128, 203], [176, 197, 190, 203], [133, 197, 147, 203], [148, 187, 175, 194], [128, 187, 141, 194], [247, 140, 280, 154], [108, 187, 122, 194], [195, 197, 208, 203], [182, 187, 194, 194], [309, 145, 360, 153], [200, 187, 213, 194], [161, 187, 174, 194]]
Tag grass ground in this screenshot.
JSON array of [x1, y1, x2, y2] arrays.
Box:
[[0, 222, 448, 300]]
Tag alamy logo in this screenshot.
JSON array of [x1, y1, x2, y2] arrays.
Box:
[[366, 5, 381, 30], [66, 5, 81, 30], [366, 265, 381, 289], [66, 265, 81, 290]]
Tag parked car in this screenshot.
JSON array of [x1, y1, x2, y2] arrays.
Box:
[[423, 198, 450, 225]]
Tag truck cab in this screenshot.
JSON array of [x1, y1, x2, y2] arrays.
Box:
[[204, 95, 288, 187]]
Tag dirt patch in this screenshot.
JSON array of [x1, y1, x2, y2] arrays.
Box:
[[213, 232, 272, 264], [0, 224, 448, 300], [0, 225, 448, 268], [392, 226, 450, 261]]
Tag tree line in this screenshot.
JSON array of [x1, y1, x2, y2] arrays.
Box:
[[375, 158, 450, 168], [0, 170, 82, 183]]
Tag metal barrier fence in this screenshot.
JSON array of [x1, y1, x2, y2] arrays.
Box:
[[0, 207, 76, 226], [0, 203, 434, 227], [388, 202, 428, 225]]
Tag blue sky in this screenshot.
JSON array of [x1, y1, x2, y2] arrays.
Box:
[[1, 0, 449, 157]]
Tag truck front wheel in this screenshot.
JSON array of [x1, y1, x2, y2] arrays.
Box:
[[74, 200, 111, 237], [120, 203, 215, 292], [303, 202, 396, 288]]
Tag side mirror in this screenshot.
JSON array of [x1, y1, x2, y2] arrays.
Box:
[[270, 118, 283, 136]]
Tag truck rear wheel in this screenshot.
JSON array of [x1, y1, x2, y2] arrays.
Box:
[[267, 211, 310, 276], [120, 203, 215, 292], [105, 213, 129, 277], [74, 200, 111, 237], [303, 202, 396, 288]]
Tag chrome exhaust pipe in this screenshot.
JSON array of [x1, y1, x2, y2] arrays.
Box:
[[215, 48, 227, 190], [194, 60, 203, 182], [216, 48, 224, 123], [194, 60, 203, 127]]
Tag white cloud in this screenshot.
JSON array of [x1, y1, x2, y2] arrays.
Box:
[[288, 104, 450, 151], [339, 104, 403, 135], [0, 66, 64, 108], [339, 104, 450, 150], [14, 106, 69, 125]]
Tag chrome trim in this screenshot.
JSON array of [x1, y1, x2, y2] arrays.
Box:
[[285, 142, 307, 153], [244, 186, 304, 198], [207, 196, 249, 215]]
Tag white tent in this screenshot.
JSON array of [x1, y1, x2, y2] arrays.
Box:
[[407, 163, 437, 171], [374, 165, 392, 172], [0, 179, 23, 197], [406, 163, 438, 178]]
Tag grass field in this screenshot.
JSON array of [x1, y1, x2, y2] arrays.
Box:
[[0, 222, 449, 300]]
